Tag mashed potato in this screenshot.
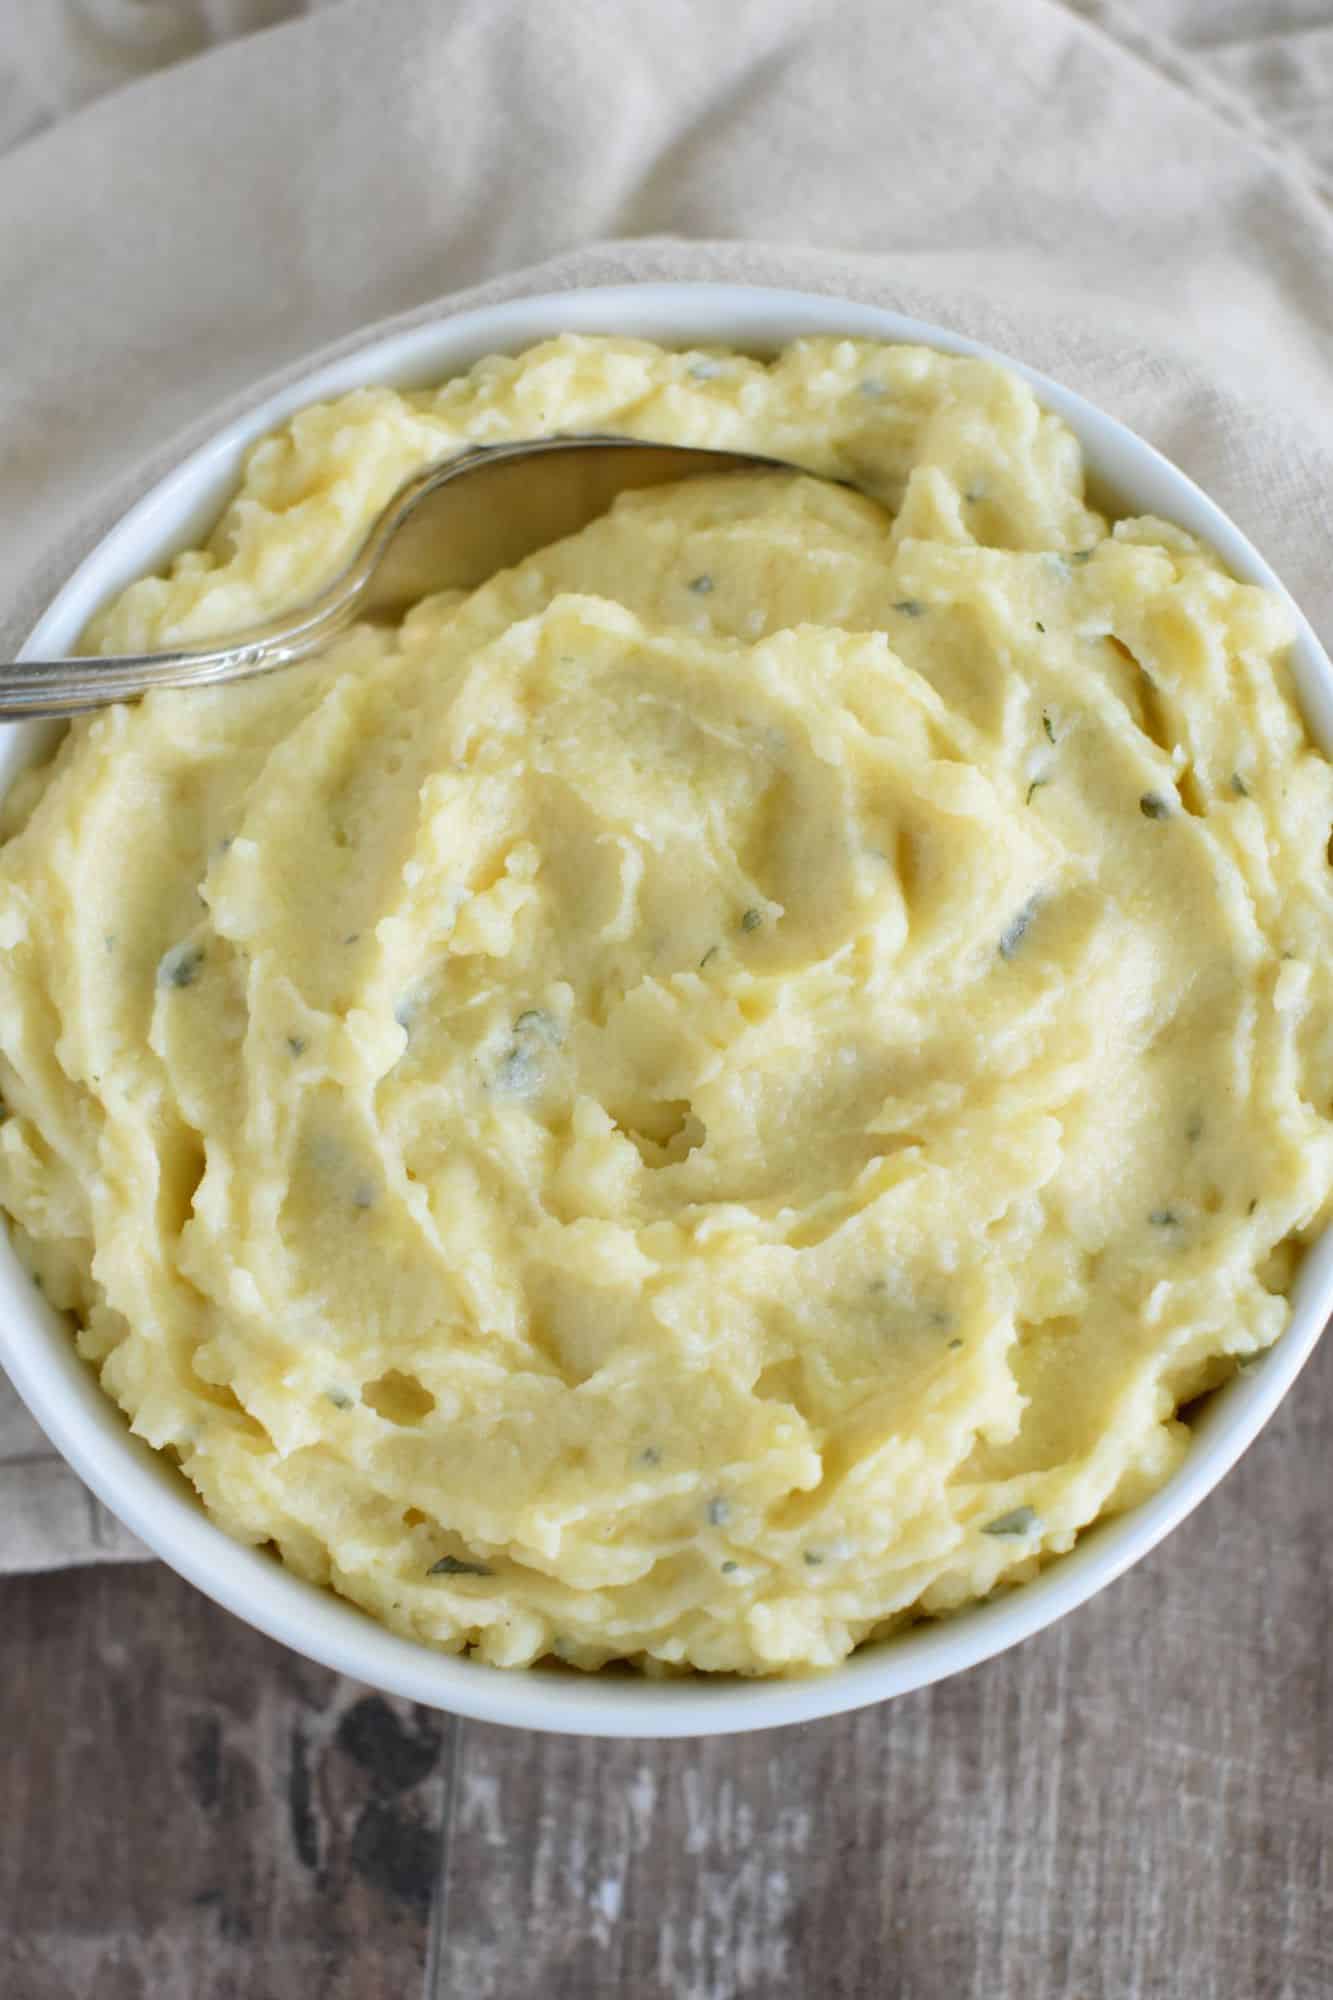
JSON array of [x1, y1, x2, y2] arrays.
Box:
[[1, 334, 1331, 1675]]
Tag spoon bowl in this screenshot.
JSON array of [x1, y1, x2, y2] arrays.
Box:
[[0, 438, 789, 718]]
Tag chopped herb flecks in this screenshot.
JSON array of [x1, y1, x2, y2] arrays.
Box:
[[699, 945, 721, 969], [688, 574, 714, 595], [741, 907, 763, 933], [514, 1009, 559, 1045], [492, 1010, 560, 1098], [802, 1550, 825, 1567], [639, 1446, 661, 1466], [494, 1045, 540, 1096], [982, 1506, 1040, 1537], [1230, 772, 1250, 798], [1035, 621, 1046, 634], [947, 1338, 965, 1351], [721, 1560, 740, 1574], [1140, 793, 1171, 820], [325, 1389, 353, 1410], [428, 1554, 492, 1577], [158, 943, 204, 990], [999, 896, 1040, 961], [1026, 776, 1049, 806], [1149, 1208, 1180, 1228], [893, 599, 926, 618], [287, 1035, 307, 1057], [1070, 549, 1094, 565]]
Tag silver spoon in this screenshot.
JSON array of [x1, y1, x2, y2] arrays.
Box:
[[0, 437, 807, 719]]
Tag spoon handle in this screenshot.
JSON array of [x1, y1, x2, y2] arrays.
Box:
[[0, 598, 356, 719]]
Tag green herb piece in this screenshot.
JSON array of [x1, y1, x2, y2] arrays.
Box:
[[1070, 549, 1094, 565], [699, 945, 721, 969], [325, 1389, 353, 1410], [1230, 772, 1250, 798], [707, 1497, 731, 1527], [639, 1446, 662, 1466], [688, 574, 715, 595], [494, 1016, 551, 1096], [964, 485, 986, 504], [1247, 1198, 1258, 1216], [982, 1505, 1040, 1537], [287, 1035, 307, 1057], [947, 1338, 965, 1351], [721, 1560, 740, 1575], [514, 1009, 559, 1044], [928, 1307, 953, 1330], [1042, 710, 1056, 744], [999, 896, 1040, 961], [158, 943, 204, 990], [1026, 777, 1049, 806], [1035, 621, 1046, 634], [1148, 1208, 1180, 1227], [1139, 793, 1171, 820], [343, 932, 361, 946], [428, 1554, 493, 1577], [893, 599, 926, 618], [802, 1550, 825, 1567], [741, 907, 763, 933]]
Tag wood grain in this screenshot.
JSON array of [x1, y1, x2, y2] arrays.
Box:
[[0, 1562, 456, 2000], [436, 1332, 1333, 2000], [1, 1332, 1328, 2000]]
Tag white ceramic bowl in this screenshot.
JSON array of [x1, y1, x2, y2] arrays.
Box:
[[4, 283, 1331, 1737]]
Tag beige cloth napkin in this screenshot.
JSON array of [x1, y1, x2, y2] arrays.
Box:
[[0, 0, 1330, 1572]]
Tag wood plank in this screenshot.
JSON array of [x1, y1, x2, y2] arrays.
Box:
[[2, 1335, 1327, 1999], [0, 1560, 456, 2000], [436, 1333, 1332, 2000]]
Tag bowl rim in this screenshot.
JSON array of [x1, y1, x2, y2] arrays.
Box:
[[3, 278, 1331, 1737]]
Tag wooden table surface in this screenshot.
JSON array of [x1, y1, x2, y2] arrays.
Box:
[[2, 1332, 1329, 2000]]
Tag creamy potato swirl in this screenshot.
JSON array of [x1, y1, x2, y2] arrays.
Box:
[[1, 336, 1329, 1673]]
